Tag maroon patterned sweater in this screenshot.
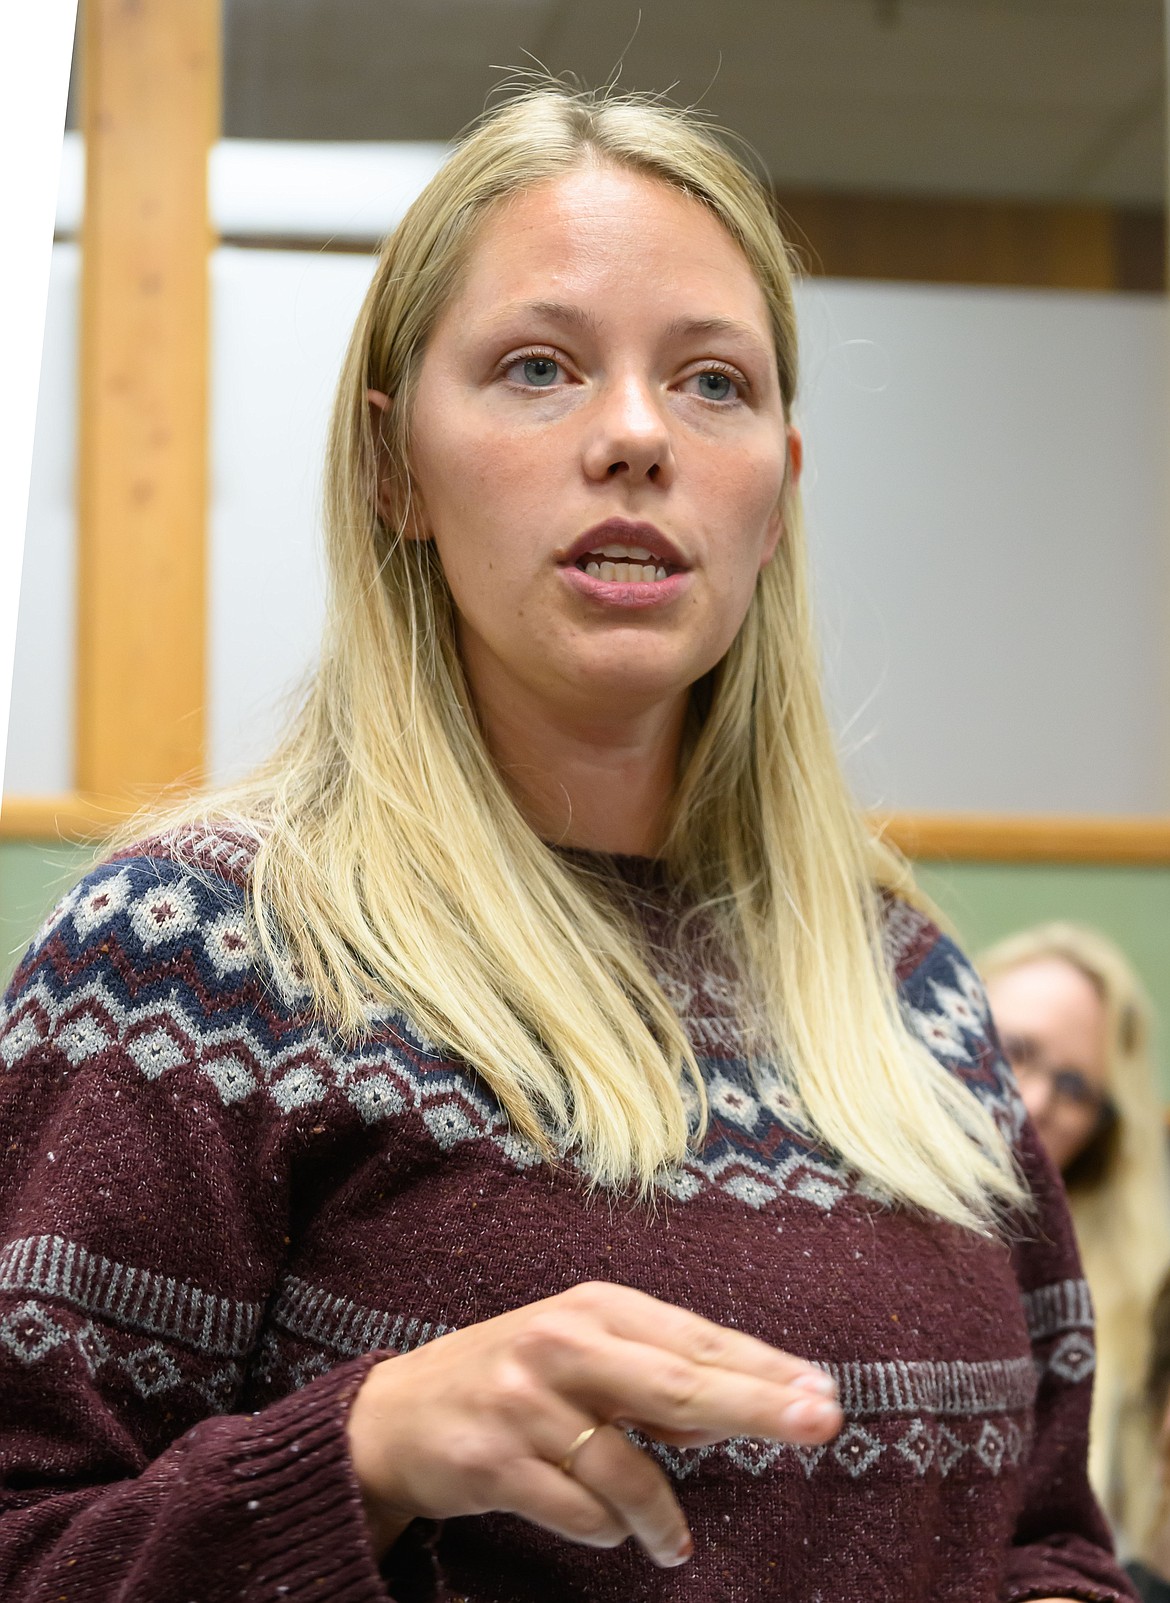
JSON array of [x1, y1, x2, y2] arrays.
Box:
[[0, 828, 1135, 1602]]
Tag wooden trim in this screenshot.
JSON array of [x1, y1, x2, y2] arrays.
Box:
[[75, 0, 219, 808], [773, 187, 1166, 292], [876, 812, 1170, 865], [6, 796, 1170, 864], [0, 794, 128, 843]]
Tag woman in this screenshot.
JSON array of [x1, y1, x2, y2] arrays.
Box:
[[982, 924, 1170, 1562], [0, 84, 1131, 1601]]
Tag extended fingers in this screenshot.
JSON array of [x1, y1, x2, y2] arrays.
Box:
[[553, 1334, 841, 1445], [531, 1282, 828, 1391], [497, 1426, 691, 1569], [569, 1424, 692, 1567]]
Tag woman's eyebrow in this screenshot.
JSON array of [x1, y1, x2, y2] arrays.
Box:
[[661, 314, 772, 361], [484, 303, 771, 361], [489, 300, 597, 333]]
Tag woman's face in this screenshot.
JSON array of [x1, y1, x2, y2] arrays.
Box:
[[984, 956, 1111, 1174], [395, 163, 798, 731]]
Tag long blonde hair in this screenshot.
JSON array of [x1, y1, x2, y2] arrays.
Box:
[[153, 84, 1022, 1225], [980, 922, 1170, 1545]]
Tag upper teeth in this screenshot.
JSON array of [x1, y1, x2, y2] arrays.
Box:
[[584, 560, 668, 583], [593, 544, 655, 561]]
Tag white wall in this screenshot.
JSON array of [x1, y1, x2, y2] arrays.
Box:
[[11, 164, 1169, 815], [7, 242, 77, 795], [798, 279, 1170, 812], [208, 247, 373, 780]]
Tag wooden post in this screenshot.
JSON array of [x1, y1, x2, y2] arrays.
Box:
[[76, 0, 219, 805]]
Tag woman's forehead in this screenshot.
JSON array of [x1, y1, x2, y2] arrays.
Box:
[[448, 164, 773, 337]]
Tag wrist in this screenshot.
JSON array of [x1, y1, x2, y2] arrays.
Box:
[[347, 1357, 416, 1560]]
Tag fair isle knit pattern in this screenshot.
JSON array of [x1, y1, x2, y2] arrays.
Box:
[[0, 830, 1135, 1603]]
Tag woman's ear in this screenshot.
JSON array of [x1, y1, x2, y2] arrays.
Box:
[[760, 423, 803, 570], [367, 388, 429, 539], [785, 423, 803, 489]]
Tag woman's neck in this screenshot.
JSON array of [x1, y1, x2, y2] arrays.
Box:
[[470, 670, 689, 858]]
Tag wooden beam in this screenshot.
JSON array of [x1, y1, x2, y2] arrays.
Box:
[[876, 812, 1170, 865], [76, 0, 219, 808], [774, 187, 1165, 292], [0, 793, 126, 842], [7, 793, 1170, 866]]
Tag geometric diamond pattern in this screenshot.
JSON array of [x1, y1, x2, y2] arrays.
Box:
[[935, 1424, 968, 1475], [0, 1299, 69, 1363], [57, 1007, 115, 1067], [635, 1413, 1027, 1483], [975, 1420, 1006, 1474], [203, 910, 255, 976], [894, 1418, 935, 1475], [202, 1054, 257, 1104], [789, 1443, 828, 1479], [270, 1064, 326, 1114], [726, 1437, 785, 1474], [74, 1321, 113, 1377], [129, 880, 199, 949], [832, 1423, 885, 1478], [122, 1342, 183, 1398], [72, 869, 132, 939], [0, 844, 1025, 1225], [1046, 1331, 1096, 1385], [126, 1024, 193, 1081], [421, 1100, 483, 1149]]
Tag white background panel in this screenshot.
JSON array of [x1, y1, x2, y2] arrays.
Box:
[[7, 242, 78, 795], [0, 5, 78, 800], [797, 279, 1170, 813], [209, 246, 375, 781]]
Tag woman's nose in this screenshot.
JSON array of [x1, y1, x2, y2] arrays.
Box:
[[582, 374, 674, 485]]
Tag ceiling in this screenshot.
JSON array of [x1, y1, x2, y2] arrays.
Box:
[[217, 0, 1167, 208]]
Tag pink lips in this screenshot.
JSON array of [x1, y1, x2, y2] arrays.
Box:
[[558, 518, 692, 610], [560, 519, 689, 573]]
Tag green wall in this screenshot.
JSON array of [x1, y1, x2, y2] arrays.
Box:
[[1, 840, 98, 984], [4, 839, 1169, 1093], [917, 860, 1170, 1095]]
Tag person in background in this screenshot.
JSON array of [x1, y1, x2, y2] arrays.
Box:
[[982, 923, 1170, 1560]]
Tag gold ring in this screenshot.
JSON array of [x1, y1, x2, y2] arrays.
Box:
[[558, 1424, 599, 1475]]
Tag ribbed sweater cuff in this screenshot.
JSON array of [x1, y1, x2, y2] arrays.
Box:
[[222, 1351, 393, 1602]]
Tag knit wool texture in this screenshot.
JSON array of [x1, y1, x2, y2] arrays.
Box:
[[0, 828, 1138, 1603]]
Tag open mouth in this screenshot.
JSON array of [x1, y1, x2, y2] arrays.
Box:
[[572, 543, 682, 583]]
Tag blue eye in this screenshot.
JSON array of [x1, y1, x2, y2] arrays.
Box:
[[521, 356, 559, 387], [696, 371, 734, 401]]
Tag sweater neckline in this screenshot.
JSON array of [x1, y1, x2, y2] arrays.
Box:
[[549, 843, 675, 893]]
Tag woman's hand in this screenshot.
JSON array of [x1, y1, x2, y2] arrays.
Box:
[[347, 1280, 842, 1568]]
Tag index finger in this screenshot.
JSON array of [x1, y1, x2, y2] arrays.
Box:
[[561, 1331, 842, 1447], [558, 1282, 833, 1389]]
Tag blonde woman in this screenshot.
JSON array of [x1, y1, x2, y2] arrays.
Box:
[[0, 85, 1130, 1603], [982, 924, 1170, 1562]]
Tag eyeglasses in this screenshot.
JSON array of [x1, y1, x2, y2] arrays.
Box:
[[1000, 1034, 1114, 1119]]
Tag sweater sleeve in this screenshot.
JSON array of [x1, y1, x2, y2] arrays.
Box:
[[888, 907, 1137, 1603], [0, 850, 395, 1603], [1002, 1118, 1138, 1603]]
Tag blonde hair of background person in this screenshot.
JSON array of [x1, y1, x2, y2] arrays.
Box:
[[981, 922, 1170, 1552], [143, 85, 1023, 1230]]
